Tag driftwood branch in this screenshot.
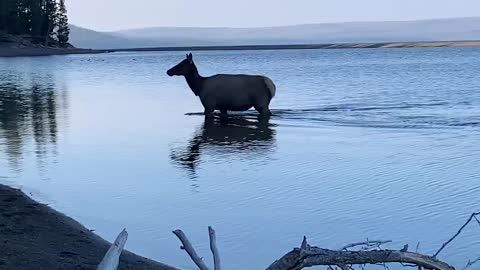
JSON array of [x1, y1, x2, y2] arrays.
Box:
[[97, 229, 128, 270], [99, 211, 480, 270], [340, 240, 392, 251], [434, 212, 480, 258], [173, 229, 209, 270], [266, 237, 454, 270], [208, 226, 221, 270]]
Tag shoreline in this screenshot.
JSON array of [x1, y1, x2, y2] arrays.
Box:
[[0, 47, 109, 57], [1, 40, 480, 58], [110, 40, 480, 53], [0, 184, 177, 270]]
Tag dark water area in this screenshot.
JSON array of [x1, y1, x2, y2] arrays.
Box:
[[0, 48, 479, 269]]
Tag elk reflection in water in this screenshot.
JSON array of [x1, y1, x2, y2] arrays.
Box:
[[170, 115, 276, 175]]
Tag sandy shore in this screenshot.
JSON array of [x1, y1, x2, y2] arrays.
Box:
[[0, 184, 177, 270], [112, 40, 480, 53], [0, 47, 108, 57], [1, 40, 479, 58]]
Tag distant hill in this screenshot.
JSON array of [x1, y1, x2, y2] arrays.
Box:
[[69, 25, 138, 49], [70, 17, 480, 49]]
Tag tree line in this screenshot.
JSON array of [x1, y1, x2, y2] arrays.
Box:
[[0, 0, 70, 47]]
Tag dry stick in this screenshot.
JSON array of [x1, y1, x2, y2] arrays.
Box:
[[416, 242, 421, 253], [208, 226, 221, 270], [340, 240, 392, 251], [339, 239, 392, 270], [433, 212, 480, 258], [474, 216, 480, 227], [173, 229, 209, 270], [97, 229, 128, 270], [462, 255, 480, 270], [266, 237, 455, 270]]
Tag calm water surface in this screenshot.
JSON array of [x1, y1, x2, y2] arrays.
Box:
[[1, 48, 480, 269]]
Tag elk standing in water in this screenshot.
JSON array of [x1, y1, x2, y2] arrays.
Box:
[[167, 53, 276, 116]]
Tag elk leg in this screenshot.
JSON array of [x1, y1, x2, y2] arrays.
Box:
[[254, 105, 272, 116], [204, 106, 215, 116]]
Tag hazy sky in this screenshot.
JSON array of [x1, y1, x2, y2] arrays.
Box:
[[68, 0, 480, 31]]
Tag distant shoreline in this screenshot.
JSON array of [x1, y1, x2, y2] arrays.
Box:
[[1, 40, 480, 57], [0, 47, 108, 57], [110, 40, 480, 53]]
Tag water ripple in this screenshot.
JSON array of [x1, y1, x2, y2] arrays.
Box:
[[187, 101, 480, 129]]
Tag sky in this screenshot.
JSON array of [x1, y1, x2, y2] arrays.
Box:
[[68, 0, 480, 31]]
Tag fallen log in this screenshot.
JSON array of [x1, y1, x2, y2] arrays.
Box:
[[98, 212, 480, 270], [266, 237, 454, 270]]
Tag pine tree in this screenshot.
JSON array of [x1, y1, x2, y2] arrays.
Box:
[[18, 0, 32, 35], [6, 0, 23, 35], [1, 0, 70, 47], [30, 0, 44, 36], [43, 0, 58, 45], [56, 0, 69, 47], [0, 0, 8, 32]]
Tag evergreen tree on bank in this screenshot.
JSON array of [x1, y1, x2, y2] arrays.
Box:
[[43, 0, 58, 45], [0, 0, 71, 48], [56, 0, 69, 46]]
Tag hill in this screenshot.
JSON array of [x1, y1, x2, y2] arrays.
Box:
[[70, 17, 480, 49]]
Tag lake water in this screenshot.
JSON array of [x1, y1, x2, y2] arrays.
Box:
[[1, 48, 480, 269]]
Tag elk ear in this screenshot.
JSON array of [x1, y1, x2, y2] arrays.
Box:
[[187, 53, 193, 62]]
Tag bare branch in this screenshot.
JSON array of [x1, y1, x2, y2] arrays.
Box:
[[434, 212, 480, 258], [173, 229, 209, 270], [266, 245, 455, 270], [341, 240, 392, 251], [300, 236, 310, 255], [97, 229, 128, 270], [338, 239, 392, 270], [208, 226, 221, 270], [462, 255, 480, 270], [474, 216, 480, 228]]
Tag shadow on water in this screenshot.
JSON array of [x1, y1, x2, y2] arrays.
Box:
[[0, 73, 66, 172], [170, 114, 276, 179]]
